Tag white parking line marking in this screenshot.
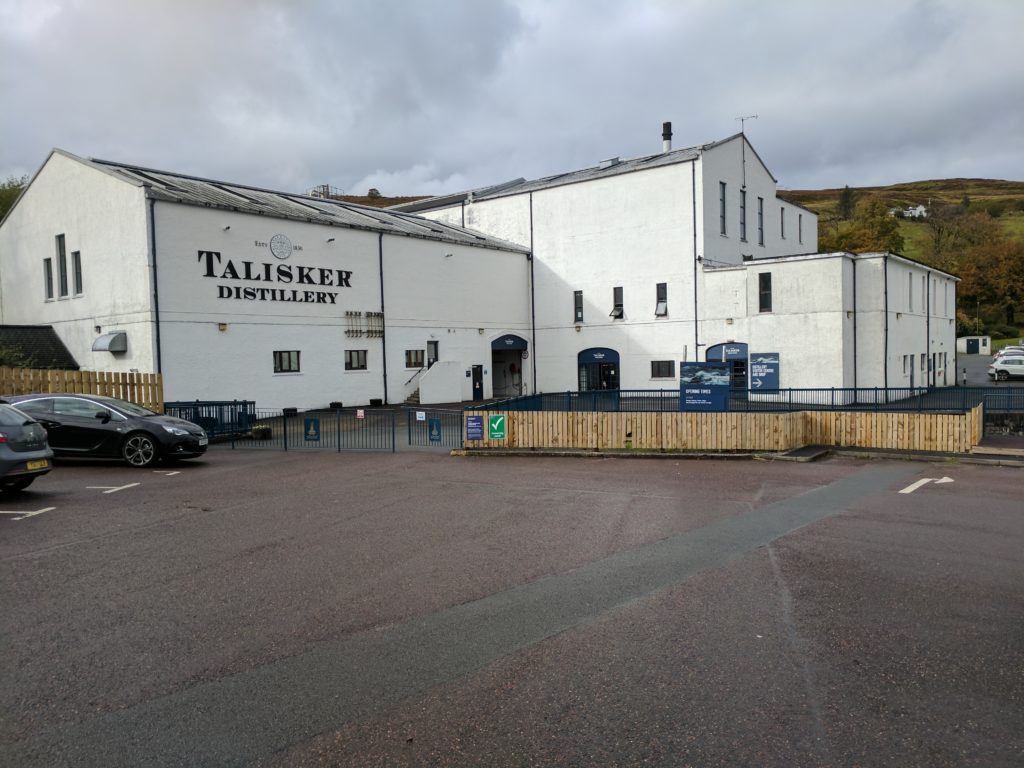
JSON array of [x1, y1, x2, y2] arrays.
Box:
[[153, 470, 181, 476], [898, 477, 955, 494], [0, 507, 57, 520], [86, 483, 141, 494]]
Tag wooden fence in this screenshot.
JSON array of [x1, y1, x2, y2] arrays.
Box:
[[0, 367, 164, 412], [465, 404, 986, 454]]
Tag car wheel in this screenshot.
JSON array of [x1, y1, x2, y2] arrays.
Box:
[[997, 370, 1009, 381], [1, 477, 34, 492], [122, 432, 159, 467]]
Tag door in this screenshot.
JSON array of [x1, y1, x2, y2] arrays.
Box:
[[471, 365, 484, 401], [966, 338, 979, 354], [49, 397, 124, 454], [427, 340, 439, 368]]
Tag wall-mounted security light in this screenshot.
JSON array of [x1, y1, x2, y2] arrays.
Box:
[[725, 318, 733, 325], [223, 225, 231, 231], [327, 237, 335, 243], [896, 312, 903, 319], [478, 328, 484, 335], [218, 322, 228, 332], [94, 325, 102, 333]]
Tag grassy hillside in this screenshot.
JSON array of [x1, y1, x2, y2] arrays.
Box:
[[781, 178, 1024, 261]]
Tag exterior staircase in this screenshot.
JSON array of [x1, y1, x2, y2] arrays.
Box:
[[404, 387, 420, 406]]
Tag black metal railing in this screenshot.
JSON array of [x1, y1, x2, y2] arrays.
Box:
[[404, 407, 464, 447], [164, 400, 256, 437], [226, 408, 395, 451]]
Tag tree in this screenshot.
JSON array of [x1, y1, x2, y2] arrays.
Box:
[[818, 197, 904, 254], [836, 185, 858, 220], [0, 175, 27, 219]]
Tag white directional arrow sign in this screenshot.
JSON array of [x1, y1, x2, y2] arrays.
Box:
[[899, 477, 955, 494], [0, 507, 56, 520], [86, 483, 140, 494]]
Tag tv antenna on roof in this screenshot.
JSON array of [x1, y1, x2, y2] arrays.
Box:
[[736, 115, 758, 134]]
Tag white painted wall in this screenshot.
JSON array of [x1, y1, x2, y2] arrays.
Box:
[[0, 152, 155, 371]]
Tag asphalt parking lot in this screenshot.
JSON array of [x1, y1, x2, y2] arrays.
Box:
[[2, 448, 1022, 767]]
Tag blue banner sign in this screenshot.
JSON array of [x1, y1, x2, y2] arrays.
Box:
[[750, 352, 780, 390], [466, 415, 484, 441], [679, 362, 731, 412], [303, 417, 321, 441]]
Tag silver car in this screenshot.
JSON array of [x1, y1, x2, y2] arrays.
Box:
[[0, 402, 54, 492], [988, 355, 1024, 381]]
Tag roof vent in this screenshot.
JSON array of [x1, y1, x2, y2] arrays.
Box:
[[662, 121, 672, 153], [598, 157, 620, 170]]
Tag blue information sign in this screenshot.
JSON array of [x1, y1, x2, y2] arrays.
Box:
[[749, 352, 780, 391], [466, 415, 484, 441], [303, 417, 321, 441], [679, 362, 730, 412], [428, 418, 442, 443]]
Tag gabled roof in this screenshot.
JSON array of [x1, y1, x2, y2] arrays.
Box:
[[8, 150, 528, 254], [391, 142, 708, 213], [0, 325, 80, 369]]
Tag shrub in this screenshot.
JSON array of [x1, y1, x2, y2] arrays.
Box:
[[988, 324, 1019, 339]]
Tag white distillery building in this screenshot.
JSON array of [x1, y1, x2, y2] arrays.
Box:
[[396, 128, 958, 394], [0, 150, 533, 409]]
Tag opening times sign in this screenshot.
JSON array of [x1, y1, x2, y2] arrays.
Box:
[[679, 362, 730, 412]]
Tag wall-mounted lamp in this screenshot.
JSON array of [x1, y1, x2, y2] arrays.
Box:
[[575, 325, 581, 333], [896, 312, 903, 319], [478, 328, 484, 335], [223, 225, 231, 231], [218, 322, 228, 332], [445, 252, 453, 259], [725, 318, 733, 325], [326, 237, 335, 243], [94, 325, 102, 333], [846, 310, 854, 318]]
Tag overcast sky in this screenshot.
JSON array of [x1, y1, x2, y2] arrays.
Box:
[[3, 0, 1023, 197]]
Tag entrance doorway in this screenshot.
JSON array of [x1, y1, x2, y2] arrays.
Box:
[[471, 365, 484, 401], [705, 342, 749, 390], [577, 348, 620, 391], [491, 334, 528, 397]]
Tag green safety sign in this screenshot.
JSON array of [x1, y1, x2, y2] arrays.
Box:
[[488, 414, 506, 440]]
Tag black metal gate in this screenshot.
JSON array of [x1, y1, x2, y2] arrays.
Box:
[[405, 408, 464, 448], [225, 408, 395, 452]]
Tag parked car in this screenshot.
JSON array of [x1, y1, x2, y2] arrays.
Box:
[[0, 402, 54, 492], [993, 346, 1024, 358], [4, 394, 207, 467], [988, 355, 1024, 382]]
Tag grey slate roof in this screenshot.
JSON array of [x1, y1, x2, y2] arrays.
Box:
[[390, 143, 708, 214], [74, 153, 529, 254], [0, 325, 79, 369]]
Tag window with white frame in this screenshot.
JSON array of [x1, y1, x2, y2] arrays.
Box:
[[43, 258, 54, 300], [757, 197, 764, 246], [610, 286, 623, 318], [405, 349, 424, 368], [72, 251, 83, 295], [56, 234, 68, 297], [740, 190, 747, 241], [780, 207, 786, 239]]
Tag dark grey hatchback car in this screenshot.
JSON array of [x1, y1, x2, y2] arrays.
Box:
[[6, 394, 207, 468], [0, 402, 54, 491]]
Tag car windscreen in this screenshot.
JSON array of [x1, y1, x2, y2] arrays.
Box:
[[0, 404, 35, 426]]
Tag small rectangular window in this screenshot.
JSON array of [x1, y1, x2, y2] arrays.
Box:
[[405, 349, 424, 368], [780, 207, 786, 239], [273, 350, 300, 373], [798, 213, 803, 244], [72, 251, 83, 294], [651, 360, 675, 378], [920, 353, 926, 371], [610, 286, 623, 318], [719, 181, 727, 235], [574, 290, 583, 322], [56, 234, 68, 297], [909, 273, 913, 311], [903, 355, 908, 375], [758, 272, 772, 313], [740, 190, 747, 241], [655, 282, 668, 316], [43, 258, 54, 299], [345, 349, 367, 371], [757, 197, 764, 246]]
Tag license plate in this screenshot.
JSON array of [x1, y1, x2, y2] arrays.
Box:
[[199, 437, 209, 446], [26, 459, 50, 470]]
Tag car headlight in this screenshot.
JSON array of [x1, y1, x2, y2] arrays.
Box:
[[162, 425, 191, 436]]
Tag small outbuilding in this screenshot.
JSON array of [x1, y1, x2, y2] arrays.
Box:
[[956, 336, 991, 355]]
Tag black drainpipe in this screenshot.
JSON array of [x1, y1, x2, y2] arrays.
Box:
[[147, 198, 163, 374], [691, 162, 699, 358], [883, 253, 889, 394], [378, 232, 388, 404], [852, 255, 857, 390], [926, 270, 932, 387], [529, 193, 537, 394]]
